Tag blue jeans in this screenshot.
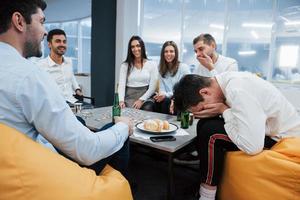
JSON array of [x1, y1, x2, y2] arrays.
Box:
[[57, 119, 130, 177]]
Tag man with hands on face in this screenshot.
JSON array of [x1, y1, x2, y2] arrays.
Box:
[[173, 72, 300, 200], [193, 33, 238, 77], [173, 34, 237, 165]]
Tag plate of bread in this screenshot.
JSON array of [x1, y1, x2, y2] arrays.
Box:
[[136, 119, 178, 134]]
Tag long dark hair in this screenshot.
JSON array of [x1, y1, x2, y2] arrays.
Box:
[[124, 35, 147, 75], [159, 41, 180, 78]]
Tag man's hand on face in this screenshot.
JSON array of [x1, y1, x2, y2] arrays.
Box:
[[114, 116, 134, 136], [198, 52, 214, 71], [192, 103, 229, 119]]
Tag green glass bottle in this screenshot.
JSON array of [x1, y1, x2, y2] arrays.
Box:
[[112, 92, 121, 123], [180, 111, 189, 129]]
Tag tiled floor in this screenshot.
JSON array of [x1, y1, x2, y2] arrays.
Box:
[[128, 147, 200, 200]]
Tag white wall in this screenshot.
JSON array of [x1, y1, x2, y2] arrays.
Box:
[[115, 0, 140, 87]]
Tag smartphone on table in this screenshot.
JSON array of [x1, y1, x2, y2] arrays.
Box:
[[150, 135, 176, 142]]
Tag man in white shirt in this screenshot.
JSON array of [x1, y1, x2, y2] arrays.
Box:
[[37, 29, 85, 105], [173, 34, 239, 165], [0, 0, 133, 176], [173, 72, 300, 200], [193, 33, 238, 77]]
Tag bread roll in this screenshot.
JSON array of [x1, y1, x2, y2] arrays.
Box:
[[144, 119, 170, 131], [144, 119, 159, 131], [163, 120, 169, 130], [154, 119, 163, 132]]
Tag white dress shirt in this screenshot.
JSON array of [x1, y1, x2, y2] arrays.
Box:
[[118, 60, 158, 102], [194, 54, 238, 77], [37, 56, 80, 103], [216, 72, 300, 155], [0, 42, 129, 165], [159, 63, 190, 98]]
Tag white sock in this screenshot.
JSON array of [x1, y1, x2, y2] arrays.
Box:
[[199, 185, 217, 200], [191, 150, 198, 156]]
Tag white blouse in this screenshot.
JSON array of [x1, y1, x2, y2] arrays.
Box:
[[118, 60, 158, 102]]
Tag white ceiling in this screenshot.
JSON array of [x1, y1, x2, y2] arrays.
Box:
[[44, 0, 92, 23]]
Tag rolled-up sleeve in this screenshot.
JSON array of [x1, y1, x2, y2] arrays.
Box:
[[222, 89, 266, 155], [17, 69, 129, 165]]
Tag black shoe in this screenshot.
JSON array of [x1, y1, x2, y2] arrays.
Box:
[[173, 152, 199, 165]]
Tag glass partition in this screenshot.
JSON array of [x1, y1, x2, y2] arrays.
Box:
[[183, 0, 226, 72], [141, 0, 300, 85], [226, 0, 273, 77], [143, 0, 182, 61], [43, 17, 91, 74], [272, 1, 300, 84]]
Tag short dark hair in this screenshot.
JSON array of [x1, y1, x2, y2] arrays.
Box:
[[0, 0, 47, 34], [47, 29, 67, 42], [173, 74, 212, 111], [193, 33, 216, 48]]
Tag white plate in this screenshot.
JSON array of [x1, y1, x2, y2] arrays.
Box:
[[135, 121, 178, 135]]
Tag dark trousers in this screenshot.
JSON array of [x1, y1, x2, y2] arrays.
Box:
[[88, 138, 130, 177], [196, 116, 277, 186], [154, 97, 172, 114], [140, 100, 155, 112], [89, 122, 130, 177], [56, 119, 130, 177]]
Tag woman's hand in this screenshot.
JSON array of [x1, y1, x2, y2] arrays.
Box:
[[132, 99, 144, 109], [119, 101, 126, 109], [193, 103, 229, 118], [153, 92, 166, 103], [169, 100, 174, 114]]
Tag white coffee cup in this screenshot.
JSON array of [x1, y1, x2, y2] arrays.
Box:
[[74, 102, 82, 113]]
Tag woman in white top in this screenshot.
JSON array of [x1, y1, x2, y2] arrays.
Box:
[[154, 41, 190, 114], [118, 35, 158, 111]]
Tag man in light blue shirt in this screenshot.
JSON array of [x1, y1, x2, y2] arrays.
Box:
[[0, 0, 133, 175]]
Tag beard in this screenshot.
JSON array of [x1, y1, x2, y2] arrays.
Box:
[[24, 40, 42, 58], [54, 47, 66, 56]]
